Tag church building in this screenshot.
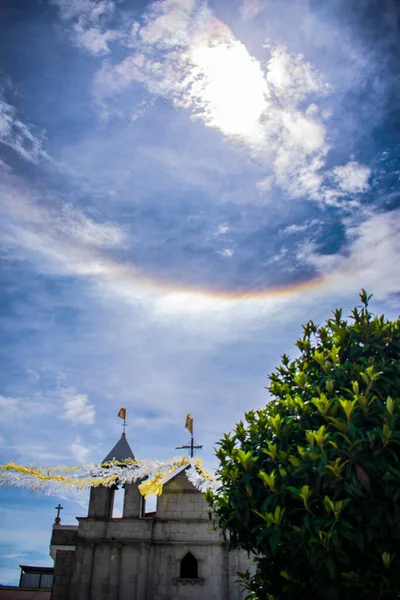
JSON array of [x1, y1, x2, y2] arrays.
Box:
[[50, 432, 252, 600]]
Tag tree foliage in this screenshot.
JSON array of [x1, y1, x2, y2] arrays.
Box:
[[208, 292, 400, 600]]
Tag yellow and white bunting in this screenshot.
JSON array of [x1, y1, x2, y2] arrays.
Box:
[[0, 457, 217, 498]]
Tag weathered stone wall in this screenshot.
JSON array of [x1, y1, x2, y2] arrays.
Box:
[[51, 526, 78, 548], [147, 542, 231, 600], [156, 472, 210, 521], [51, 550, 75, 600]]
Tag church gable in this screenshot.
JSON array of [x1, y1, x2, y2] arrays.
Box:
[[156, 467, 210, 521]]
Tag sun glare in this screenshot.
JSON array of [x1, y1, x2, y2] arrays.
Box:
[[183, 38, 269, 139]]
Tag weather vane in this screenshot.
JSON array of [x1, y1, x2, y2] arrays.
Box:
[[118, 407, 127, 434], [176, 414, 203, 458]]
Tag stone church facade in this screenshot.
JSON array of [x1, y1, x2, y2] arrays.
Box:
[[50, 434, 252, 600]]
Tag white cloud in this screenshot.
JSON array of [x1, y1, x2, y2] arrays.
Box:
[[266, 46, 329, 105], [58, 204, 125, 247], [332, 161, 371, 194], [53, 0, 120, 55], [1, 552, 27, 560], [0, 506, 57, 584], [71, 438, 91, 463], [54, 0, 115, 21], [0, 175, 126, 263], [0, 157, 11, 171], [74, 25, 121, 55], [136, 0, 197, 49], [61, 389, 95, 425], [282, 218, 320, 235], [240, 0, 263, 20], [268, 247, 287, 263], [0, 394, 52, 417], [299, 209, 400, 299], [9, 443, 67, 462], [0, 395, 18, 413], [256, 175, 274, 192], [0, 93, 46, 163], [217, 248, 234, 258], [216, 224, 229, 235]]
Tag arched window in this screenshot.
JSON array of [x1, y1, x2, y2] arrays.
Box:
[[180, 552, 198, 579]]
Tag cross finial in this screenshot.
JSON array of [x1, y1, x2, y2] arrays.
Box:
[[54, 503, 63, 524]]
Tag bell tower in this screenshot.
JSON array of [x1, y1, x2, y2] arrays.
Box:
[[88, 431, 142, 519]]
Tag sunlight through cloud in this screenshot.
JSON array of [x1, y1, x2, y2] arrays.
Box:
[[181, 34, 269, 139]]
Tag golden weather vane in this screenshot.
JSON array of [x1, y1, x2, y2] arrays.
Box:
[[175, 414, 203, 458]]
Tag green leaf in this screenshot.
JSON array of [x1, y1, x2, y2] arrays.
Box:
[[258, 470, 277, 492], [269, 527, 281, 554]]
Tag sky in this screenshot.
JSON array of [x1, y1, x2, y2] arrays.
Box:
[[0, 0, 399, 585]]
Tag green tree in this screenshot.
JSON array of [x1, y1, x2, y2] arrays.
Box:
[[208, 292, 400, 600]]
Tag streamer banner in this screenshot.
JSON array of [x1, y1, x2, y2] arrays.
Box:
[[0, 457, 219, 498]]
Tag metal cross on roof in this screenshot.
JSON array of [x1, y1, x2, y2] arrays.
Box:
[[54, 503, 63, 524], [176, 437, 203, 458]]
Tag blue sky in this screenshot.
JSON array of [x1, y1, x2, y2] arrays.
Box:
[[0, 0, 399, 584]]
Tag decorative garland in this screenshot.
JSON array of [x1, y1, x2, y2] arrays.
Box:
[[0, 457, 218, 498]]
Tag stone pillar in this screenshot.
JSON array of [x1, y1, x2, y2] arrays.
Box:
[[137, 542, 149, 600], [51, 549, 75, 600], [119, 545, 140, 600], [76, 544, 95, 600], [123, 483, 145, 518], [88, 486, 115, 518], [69, 544, 84, 600], [90, 544, 112, 600], [108, 544, 121, 600]]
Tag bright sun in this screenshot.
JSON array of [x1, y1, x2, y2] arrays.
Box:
[[182, 37, 269, 139]]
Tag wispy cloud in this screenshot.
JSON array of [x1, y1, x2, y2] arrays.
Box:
[[299, 208, 400, 300], [0, 506, 56, 581], [240, 0, 263, 21], [0, 395, 19, 414], [53, 0, 121, 55], [0, 173, 126, 276], [9, 443, 67, 463], [54, 0, 115, 21], [0, 394, 52, 417], [332, 161, 371, 194], [0, 92, 46, 163], [216, 224, 230, 235], [71, 438, 91, 463], [282, 219, 321, 235], [217, 248, 234, 258]]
